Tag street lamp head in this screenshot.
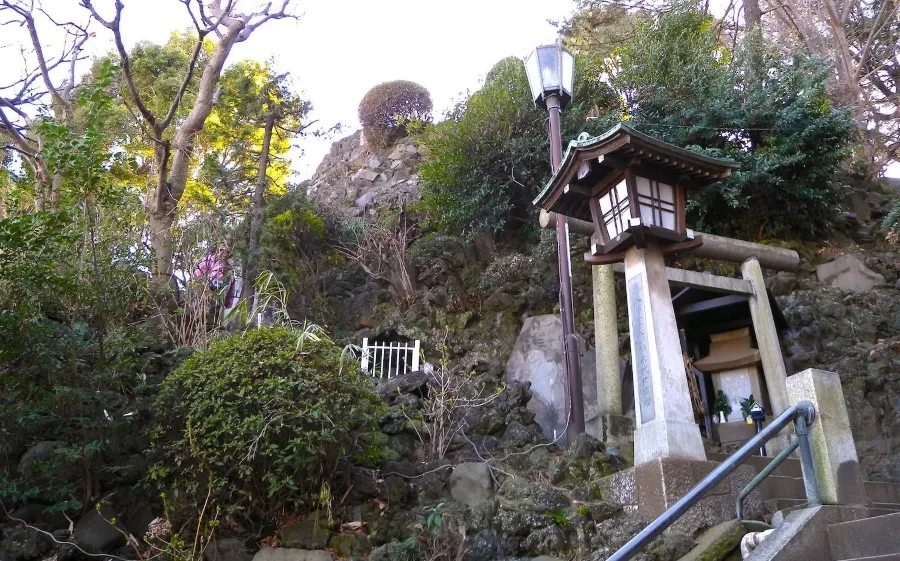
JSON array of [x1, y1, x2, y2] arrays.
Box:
[[525, 41, 574, 111]]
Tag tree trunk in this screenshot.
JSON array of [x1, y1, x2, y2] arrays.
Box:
[[149, 23, 243, 277], [242, 107, 276, 307], [745, 0, 762, 27]]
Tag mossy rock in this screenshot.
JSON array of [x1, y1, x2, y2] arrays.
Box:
[[327, 533, 371, 558], [677, 519, 747, 561]]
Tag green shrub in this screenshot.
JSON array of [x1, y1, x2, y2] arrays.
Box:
[[259, 189, 345, 321], [615, 15, 853, 239], [358, 80, 432, 148], [407, 233, 469, 287], [151, 327, 385, 523], [419, 55, 619, 238]]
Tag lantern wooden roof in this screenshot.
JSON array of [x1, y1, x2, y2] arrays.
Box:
[[533, 123, 740, 223]]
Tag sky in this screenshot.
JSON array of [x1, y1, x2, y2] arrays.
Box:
[[3, 0, 898, 178], [3, 0, 575, 180]]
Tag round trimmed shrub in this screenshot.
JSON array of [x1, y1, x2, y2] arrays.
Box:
[[358, 80, 432, 148], [151, 327, 384, 522]]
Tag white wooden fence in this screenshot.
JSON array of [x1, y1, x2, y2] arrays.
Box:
[[360, 338, 421, 379]]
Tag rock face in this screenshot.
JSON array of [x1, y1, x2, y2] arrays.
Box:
[[306, 130, 423, 215], [505, 315, 599, 440], [73, 505, 127, 553], [448, 462, 493, 507], [816, 254, 885, 292], [0, 530, 51, 561], [280, 518, 332, 550], [779, 285, 900, 481], [17, 441, 66, 476], [205, 538, 255, 561]]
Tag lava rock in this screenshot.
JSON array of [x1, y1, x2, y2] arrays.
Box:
[[449, 463, 493, 507], [73, 505, 127, 553]]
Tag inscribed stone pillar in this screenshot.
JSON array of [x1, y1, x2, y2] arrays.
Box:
[[625, 245, 706, 465], [786, 369, 868, 505]]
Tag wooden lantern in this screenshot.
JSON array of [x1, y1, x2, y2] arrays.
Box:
[[533, 124, 740, 265]]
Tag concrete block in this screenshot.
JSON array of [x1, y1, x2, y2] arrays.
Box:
[[816, 254, 885, 293], [786, 369, 869, 505], [595, 467, 636, 507], [758, 476, 807, 501]]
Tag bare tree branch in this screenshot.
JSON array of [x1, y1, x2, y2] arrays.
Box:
[[81, 0, 161, 131]]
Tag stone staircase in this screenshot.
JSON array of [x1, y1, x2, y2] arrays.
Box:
[[827, 512, 900, 560], [699, 453, 900, 560]]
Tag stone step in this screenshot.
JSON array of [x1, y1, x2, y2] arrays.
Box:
[[765, 498, 806, 516], [870, 503, 900, 515], [757, 475, 808, 501], [828, 512, 900, 560], [842, 553, 900, 561], [866, 481, 900, 504], [708, 453, 803, 479]]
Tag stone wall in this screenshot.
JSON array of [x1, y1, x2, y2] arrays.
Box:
[[306, 130, 425, 215]]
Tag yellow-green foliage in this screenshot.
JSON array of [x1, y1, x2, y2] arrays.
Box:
[[151, 327, 385, 523]]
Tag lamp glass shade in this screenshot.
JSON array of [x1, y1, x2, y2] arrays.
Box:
[[524, 50, 543, 104], [537, 45, 562, 91], [635, 175, 676, 230], [599, 179, 630, 240], [561, 48, 574, 94], [524, 43, 575, 108]]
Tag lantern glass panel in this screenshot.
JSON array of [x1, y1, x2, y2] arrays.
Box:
[[524, 50, 543, 102], [536, 45, 561, 91], [599, 179, 630, 240], [636, 175, 676, 230], [561, 48, 574, 95]]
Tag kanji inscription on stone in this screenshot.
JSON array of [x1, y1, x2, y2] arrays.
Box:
[[627, 273, 655, 423]]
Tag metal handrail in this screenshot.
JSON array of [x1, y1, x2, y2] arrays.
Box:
[[736, 439, 799, 520], [606, 401, 820, 561]]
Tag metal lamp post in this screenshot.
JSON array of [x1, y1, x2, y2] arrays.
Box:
[[524, 40, 585, 442]]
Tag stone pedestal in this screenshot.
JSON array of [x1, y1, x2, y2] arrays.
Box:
[[786, 369, 869, 505], [711, 365, 764, 419], [634, 457, 761, 534], [624, 245, 706, 465]]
